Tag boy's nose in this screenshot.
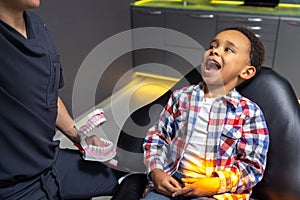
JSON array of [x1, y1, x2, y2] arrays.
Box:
[[210, 48, 219, 56]]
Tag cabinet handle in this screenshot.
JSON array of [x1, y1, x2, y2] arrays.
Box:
[[247, 17, 263, 22], [247, 26, 262, 30], [139, 10, 162, 15], [286, 20, 300, 26], [188, 14, 215, 19], [233, 17, 262, 22], [255, 34, 261, 38], [147, 10, 162, 15]]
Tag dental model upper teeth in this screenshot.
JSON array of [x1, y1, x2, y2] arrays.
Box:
[[78, 109, 106, 134]]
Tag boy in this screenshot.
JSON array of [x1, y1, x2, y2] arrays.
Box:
[[141, 26, 269, 200]]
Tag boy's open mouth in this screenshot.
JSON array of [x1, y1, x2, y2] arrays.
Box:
[[205, 59, 221, 72]]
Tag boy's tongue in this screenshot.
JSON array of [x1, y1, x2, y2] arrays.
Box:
[[207, 60, 220, 72]]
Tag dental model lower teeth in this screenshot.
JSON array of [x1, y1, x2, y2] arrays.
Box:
[[78, 109, 106, 134], [80, 136, 116, 162]]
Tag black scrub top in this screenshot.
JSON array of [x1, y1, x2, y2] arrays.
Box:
[[0, 11, 64, 186]]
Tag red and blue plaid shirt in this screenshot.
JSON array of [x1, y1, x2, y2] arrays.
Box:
[[143, 83, 269, 200]]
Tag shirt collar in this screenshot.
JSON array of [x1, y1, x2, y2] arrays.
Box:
[[198, 82, 241, 108]]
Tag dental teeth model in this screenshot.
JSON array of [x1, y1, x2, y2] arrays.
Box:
[[77, 109, 116, 162], [78, 109, 106, 134]]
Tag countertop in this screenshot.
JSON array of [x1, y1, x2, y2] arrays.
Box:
[[131, 0, 300, 17]]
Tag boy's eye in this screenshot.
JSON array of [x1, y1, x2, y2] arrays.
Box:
[[225, 47, 234, 53], [208, 45, 216, 50]]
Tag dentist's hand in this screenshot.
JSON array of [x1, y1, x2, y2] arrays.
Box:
[[84, 135, 104, 146], [150, 169, 182, 197]]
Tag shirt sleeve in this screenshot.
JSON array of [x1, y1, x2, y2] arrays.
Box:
[[143, 91, 181, 174]]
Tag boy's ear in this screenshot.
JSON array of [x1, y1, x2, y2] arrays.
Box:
[[240, 65, 256, 80]]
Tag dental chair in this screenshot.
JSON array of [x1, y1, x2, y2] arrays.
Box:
[[112, 67, 300, 200]]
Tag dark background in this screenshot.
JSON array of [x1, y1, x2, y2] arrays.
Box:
[[35, 0, 133, 117]]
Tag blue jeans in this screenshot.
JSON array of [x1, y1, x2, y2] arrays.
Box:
[[140, 189, 215, 200], [140, 172, 215, 200]]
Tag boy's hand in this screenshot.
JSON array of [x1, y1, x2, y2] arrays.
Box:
[[150, 169, 182, 197], [172, 177, 220, 198]]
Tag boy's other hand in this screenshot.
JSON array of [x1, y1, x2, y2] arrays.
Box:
[[172, 177, 220, 198], [150, 169, 182, 197]]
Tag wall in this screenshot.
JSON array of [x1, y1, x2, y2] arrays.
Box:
[[34, 0, 133, 118]]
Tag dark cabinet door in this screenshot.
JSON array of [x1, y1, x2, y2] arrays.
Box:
[[274, 17, 300, 97], [164, 9, 217, 78], [131, 6, 165, 75]]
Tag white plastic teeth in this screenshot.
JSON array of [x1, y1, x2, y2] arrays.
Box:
[[79, 109, 106, 134], [83, 138, 116, 162]]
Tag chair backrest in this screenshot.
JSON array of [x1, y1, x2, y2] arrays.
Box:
[[236, 67, 300, 199], [116, 67, 300, 199]]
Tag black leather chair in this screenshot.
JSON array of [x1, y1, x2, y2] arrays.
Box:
[[112, 67, 300, 200], [237, 67, 300, 200]]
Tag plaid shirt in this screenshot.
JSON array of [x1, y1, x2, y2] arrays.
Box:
[[143, 83, 269, 200]]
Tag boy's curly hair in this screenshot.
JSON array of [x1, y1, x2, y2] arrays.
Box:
[[224, 26, 265, 71]]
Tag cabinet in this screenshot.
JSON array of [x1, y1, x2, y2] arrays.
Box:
[[131, 6, 217, 78], [217, 13, 279, 68], [274, 17, 300, 97], [131, 6, 165, 75], [131, 7, 279, 76], [131, 6, 300, 97], [164, 9, 216, 78]]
